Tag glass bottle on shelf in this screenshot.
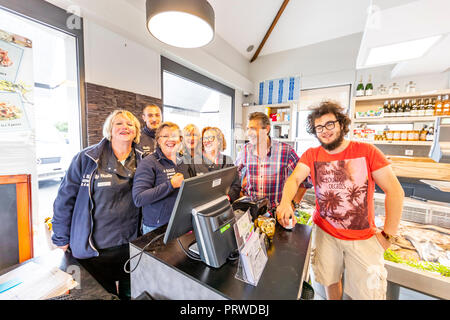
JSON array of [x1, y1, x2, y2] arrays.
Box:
[[382, 100, 389, 116], [426, 98, 436, 116], [434, 95, 442, 116], [419, 125, 428, 141], [405, 81, 416, 93], [397, 99, 404, 117], [426, 126, 434, 141], [391, 100, 398, 117], [410, 99, 418, 117], [389, 82, 400, 95], [365, 75, 373, 96], [356, 76, 365, 97], [377, 84, 387, 95], [417, 99, 426, 116], [383, 125, 390, 140], [403, 99, 411, 116], [443, 95, 450, 115]]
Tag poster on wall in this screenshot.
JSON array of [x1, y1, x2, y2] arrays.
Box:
[[0, 29, 33, 135], [0, 91, 29, 131], [258, 76, 300, 105], [0, 28, 34, 177], [0, 39, 24, 82]]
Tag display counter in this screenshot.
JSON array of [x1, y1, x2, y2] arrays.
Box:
[[129, 223, 312, 300]]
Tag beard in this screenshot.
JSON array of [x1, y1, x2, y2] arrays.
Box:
[[318, 129, 345, 151]]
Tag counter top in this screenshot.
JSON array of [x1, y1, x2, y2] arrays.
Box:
[[0, 249, 118, 300], [130, 223, 312, 300]]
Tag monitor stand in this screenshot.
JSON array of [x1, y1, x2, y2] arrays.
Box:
[[191, 195, 237, 268], [188, 242, 199, 256]]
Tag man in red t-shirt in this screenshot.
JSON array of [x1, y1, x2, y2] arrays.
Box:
[[277, 101, 404, 300]]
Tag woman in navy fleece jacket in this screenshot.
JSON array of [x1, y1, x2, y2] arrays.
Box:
[[132, 122, 193, 234]]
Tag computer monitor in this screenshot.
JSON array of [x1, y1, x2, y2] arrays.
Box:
[[163, 166, 238, 268]]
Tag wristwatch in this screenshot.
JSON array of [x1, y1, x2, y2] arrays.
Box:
[[381, 230, 395, 243]]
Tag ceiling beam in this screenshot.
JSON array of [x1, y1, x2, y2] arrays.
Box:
[[250, 0, 290, 63]]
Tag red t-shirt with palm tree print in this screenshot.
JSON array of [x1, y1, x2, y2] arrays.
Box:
[[299, 141, 390, 240]]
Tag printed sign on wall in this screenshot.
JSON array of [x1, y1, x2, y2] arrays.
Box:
[[0, 29, 33, 133], [258, 76, 300, 105]]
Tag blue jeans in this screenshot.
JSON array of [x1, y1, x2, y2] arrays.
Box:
[[142, 224, 158, 235]]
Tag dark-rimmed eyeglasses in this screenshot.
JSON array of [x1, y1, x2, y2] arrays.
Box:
[[314, 120, 339, 133], [203, 136, 216, 143]]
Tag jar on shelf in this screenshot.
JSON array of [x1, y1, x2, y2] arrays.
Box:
[[389, 82, 400, 95], [405, 81, 416, 93], [377, 84, 387, 95], [393, 130, 401, 141], [400, 130, 408, 141], [386, 130, 393, 141], [413, 130, 420, 141], [407, 130, 416, 141]]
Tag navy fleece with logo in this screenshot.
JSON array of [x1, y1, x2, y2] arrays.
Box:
[[132, 147, 193, 229], [51, 138, 143, 259]]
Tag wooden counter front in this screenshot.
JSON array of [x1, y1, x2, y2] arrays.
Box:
[[388, 156, 450, 182]]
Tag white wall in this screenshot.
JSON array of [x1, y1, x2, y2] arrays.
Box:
[[84, 20, 161, 98], [248, 33, 363, 99], [248, 31, 450, 105], [47, 0, 253, 94], [356, 65, 450, 95]]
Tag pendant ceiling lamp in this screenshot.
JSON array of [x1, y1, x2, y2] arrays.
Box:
[[146, 0, 215, 48]]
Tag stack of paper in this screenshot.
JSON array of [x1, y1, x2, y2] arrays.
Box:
[[239, 231, 268, 285], [0, 262, 78, 300]]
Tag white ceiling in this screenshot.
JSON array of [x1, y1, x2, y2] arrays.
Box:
[[357, 0, 450, 77], [45, 0, 450, 83], [126, 0, 371, 59]]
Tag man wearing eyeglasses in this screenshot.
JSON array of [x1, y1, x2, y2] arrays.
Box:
[[276, 101, 404, 300], [235, 112, 312, 209]]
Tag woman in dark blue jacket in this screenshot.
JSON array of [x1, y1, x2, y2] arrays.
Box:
[[51, 110, 143, 300], [133, 122, 193, 234]]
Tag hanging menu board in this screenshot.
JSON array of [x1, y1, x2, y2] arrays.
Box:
[[0, 30, 33, 133]]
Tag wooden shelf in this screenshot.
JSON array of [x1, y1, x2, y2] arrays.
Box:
[[353, 89, 450, 102], [270, 121, 290, 125], [353, 139, 433, 146], [354, 116, 439, 123]]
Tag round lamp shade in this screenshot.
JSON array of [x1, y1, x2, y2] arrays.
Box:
[[146, 0, 215, 48]]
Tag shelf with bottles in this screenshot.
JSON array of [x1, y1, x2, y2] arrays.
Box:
[[353, 88, 450, 102], [351, 92, 450, 122]]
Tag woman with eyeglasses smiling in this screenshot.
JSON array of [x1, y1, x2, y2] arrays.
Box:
[[201, 126, 241, 203], [132, 122, 194, 235]]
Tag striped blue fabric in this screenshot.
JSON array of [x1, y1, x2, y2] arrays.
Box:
[[278, 79, 284, 103], [268, 80, 273, 104], [259, 82, 264, 105]]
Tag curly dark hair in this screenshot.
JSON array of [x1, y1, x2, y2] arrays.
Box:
[[306, 100, 351, 136]]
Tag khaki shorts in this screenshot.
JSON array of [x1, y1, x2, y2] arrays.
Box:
[[310, 224, 387, 300]]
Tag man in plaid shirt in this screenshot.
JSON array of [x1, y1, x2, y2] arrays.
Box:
[[235, 112, 311, 209]]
